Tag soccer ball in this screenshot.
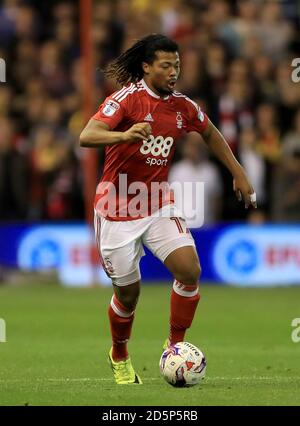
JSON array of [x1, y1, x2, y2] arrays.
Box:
[[159, 341, 206, 387]]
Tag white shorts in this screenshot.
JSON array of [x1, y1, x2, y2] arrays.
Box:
[[94, 204, 196, 286]]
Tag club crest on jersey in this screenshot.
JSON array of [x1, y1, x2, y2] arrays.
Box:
[[176, 112, 183, 129], [102, 100, 120, 117]]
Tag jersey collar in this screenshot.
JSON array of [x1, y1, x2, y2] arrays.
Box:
[[140, 79, 169, 100]]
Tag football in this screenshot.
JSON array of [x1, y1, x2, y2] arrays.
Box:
[[159, 341, 206, 387]]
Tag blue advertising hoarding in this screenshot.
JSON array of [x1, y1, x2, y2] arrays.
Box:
[[0, 223, 300, 287]]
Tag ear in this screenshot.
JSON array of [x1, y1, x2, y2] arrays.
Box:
[[142, 62, 151, 75]]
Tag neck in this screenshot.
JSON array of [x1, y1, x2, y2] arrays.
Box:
[[142, 77, 170, 100], [143, 76, 161, 96]]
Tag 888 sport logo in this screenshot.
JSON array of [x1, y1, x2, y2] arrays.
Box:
[[140, 135, 174, 167]]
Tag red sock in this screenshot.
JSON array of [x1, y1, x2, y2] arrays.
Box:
[[169, 280, 200, 345], [108, 294, 134, 361]]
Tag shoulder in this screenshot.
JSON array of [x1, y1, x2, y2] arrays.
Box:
[[172, 91, 199, 111], [99, 83, 146, 118], [109, 82, 144, 105], [97, 82, 145, 121], [172, 91, 204, 118], [94, 84, 138, 123], [172, 91, 207, 126]]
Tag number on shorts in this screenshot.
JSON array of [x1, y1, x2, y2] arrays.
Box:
[[170, 217, 184, 233], [170, 217, 190, 234]]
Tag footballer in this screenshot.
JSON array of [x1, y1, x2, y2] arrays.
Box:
[[80, 34, 256, 384]]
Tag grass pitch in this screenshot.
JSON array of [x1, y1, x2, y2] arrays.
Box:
[[0, 282, 300, 406]]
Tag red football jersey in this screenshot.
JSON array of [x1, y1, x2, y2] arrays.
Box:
[[92, 79, 208, 220]]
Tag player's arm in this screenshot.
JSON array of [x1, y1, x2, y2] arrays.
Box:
[[79, 119, 152, 147], [201, 119, 257, 209]]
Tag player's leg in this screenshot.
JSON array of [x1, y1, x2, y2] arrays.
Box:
[[105, 259, 144, 384], [102, 254, 143, 384], [164, 245, 201, 345], [94, 213, 145, 384], [109, 280, 140, 361], [107, 279, 142, 384], [102, 249, 143, 365], [113, 280, 140, 312], [143, 215, 200, 346]]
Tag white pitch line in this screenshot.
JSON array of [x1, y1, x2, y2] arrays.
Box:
[[1, 377, 300, 383], [0, 378, 159, 383], [210, 376, 300, 381]]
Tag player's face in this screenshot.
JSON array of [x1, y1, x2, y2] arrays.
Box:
[[143, 51, 180, 96]]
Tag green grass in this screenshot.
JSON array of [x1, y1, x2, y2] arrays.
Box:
[[0, 282, 300, 406]]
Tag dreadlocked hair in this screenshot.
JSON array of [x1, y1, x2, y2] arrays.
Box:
[[105, 34, 179, 86]]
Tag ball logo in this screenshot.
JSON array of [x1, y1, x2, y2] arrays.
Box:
[[159, 341, 206, 387]]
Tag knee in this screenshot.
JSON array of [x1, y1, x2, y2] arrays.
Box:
[[174, 262, 201, 286], [116, 285, 140, 312], [120, 294, 139, 312]]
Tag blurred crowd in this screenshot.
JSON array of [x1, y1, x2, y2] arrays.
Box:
[[0, 0, 300, 224]]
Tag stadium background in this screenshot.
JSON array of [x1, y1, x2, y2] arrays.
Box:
[[1, 0, 300, 406]]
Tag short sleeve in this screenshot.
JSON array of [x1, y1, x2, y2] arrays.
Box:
[[185, 99, 209, 134], [92, 96, 126, 130]]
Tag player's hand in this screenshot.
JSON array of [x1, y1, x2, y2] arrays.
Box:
[[122, 123, 152, 143], [233, 171, 257, 209]]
